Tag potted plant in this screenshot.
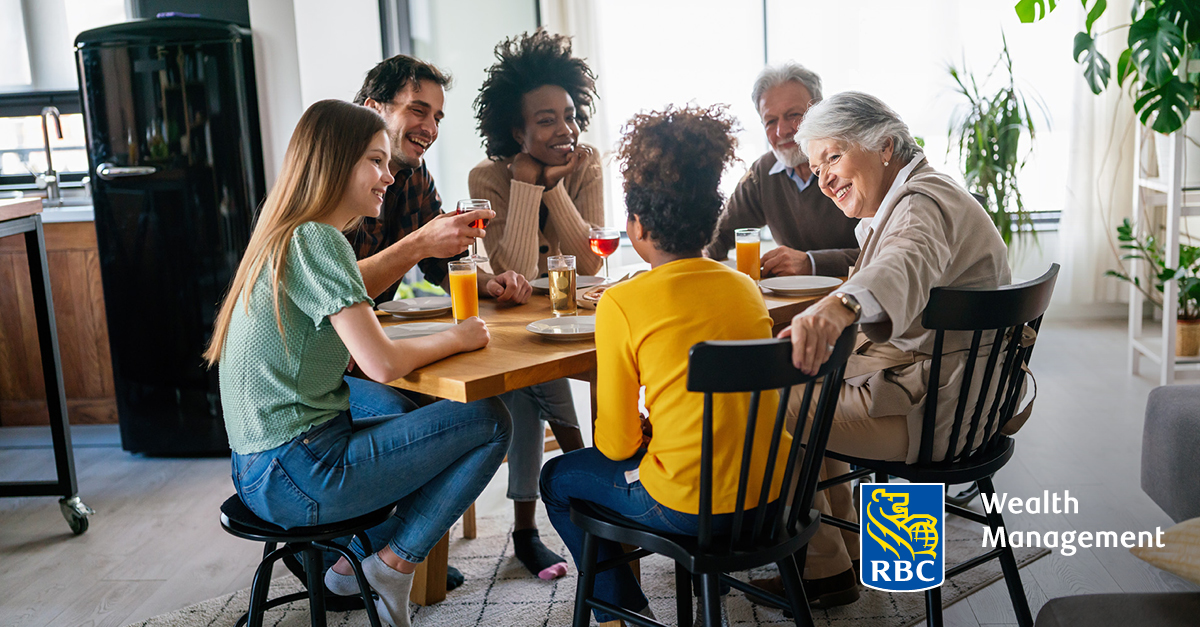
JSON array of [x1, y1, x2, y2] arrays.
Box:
[[1017, 0, 1199, 134], [1106, 217, 1200, 355], [947, 37, 1042, 248]]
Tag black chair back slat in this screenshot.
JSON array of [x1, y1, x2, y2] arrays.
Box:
[[978, 324, 1025, 454], [957, 328, 1005, 460], [946, 329, 983, 461], [918, 329, 946, 465], [729, 391, 762, 547], [699, 394, 714, 551], [688, 325, 856, 550], [790, 363, 847, 532], [750, 389, 791, 544], [917, 264, 1058, 464], [775, 381, 813, 542]]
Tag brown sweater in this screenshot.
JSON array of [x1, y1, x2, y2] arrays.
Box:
[[468, 145, 605, 281], [704, 151, 860, 276]]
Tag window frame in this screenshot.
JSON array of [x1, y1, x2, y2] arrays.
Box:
[[0, 89, 88, 189]]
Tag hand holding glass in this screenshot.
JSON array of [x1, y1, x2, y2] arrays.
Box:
[[452, 199, 490, 263], [588, 227, 620, 281]]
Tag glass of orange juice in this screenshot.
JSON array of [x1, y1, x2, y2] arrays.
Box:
[[735, 228, 761, 281], [448, 259, 479, 323]]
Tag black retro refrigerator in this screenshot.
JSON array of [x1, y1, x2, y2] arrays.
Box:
[[75, 17, 265, 454]]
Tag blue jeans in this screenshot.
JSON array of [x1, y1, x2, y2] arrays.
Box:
[[541, 448, 743, 623], [499, 378, 580, 501], [231, 378, 510, 564]]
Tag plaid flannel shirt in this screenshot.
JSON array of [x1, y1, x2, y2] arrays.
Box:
[[345, 162, 456, 298]]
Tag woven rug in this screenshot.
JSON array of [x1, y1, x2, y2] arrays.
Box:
[[126, 514, 1046, 627]]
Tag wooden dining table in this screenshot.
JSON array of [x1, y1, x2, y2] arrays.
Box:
[[380, 277, 833, 605]]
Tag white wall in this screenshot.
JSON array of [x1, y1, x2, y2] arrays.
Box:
[[247, 0, 382, 188]]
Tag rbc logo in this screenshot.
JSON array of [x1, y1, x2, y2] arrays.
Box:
[[859, 483, 945, 592]]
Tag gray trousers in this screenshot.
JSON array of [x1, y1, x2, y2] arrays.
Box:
[[500, 378, 580, 502]]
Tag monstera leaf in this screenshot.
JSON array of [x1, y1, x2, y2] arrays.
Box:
[[1014, 0, 1057, 23], [1128, 8, 1185, 86], [1133, 76, 1196, 133], [1016, 0, 1199, 134], [1074, 32, 1112, 94]]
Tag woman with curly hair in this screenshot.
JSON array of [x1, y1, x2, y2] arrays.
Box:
[[468, 28, 604, 581], [540, 105, 788, 624]]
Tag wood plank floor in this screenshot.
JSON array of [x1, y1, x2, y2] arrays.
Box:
[[1, 318, 1196, 627]]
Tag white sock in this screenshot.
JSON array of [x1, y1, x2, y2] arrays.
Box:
[[362, 554, 413, 627], [324, 566, 359, 597]]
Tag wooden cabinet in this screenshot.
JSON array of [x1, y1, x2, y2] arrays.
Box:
[[0, 221, 117, 425]]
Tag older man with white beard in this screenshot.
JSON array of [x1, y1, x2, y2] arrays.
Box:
[[704, 63, 860, 277]]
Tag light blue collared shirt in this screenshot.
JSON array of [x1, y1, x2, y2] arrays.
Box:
[[767, 160, 818, 273], [768, 159, 816, 193]]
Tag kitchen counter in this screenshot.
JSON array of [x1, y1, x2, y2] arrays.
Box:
[[0, 200, 115, 426], [0, 197, 94, 223], [41, 206, 95, 223]]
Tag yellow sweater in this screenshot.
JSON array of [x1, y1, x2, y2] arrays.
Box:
[[594, 257, 788, 515]]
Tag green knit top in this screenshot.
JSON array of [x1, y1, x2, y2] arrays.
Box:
[[218, 221, 373, 454]]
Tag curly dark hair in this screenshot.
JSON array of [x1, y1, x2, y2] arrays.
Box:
[[353, 54, 451, 106], [474, 29, 597, 159], [616, 104, 739, 255]]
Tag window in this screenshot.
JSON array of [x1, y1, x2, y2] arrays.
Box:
[[0, 112, 88, 181], [591, 0, 767, 228], [0, 0, 125, 189], [585, 0, 1077, 229], [0, 0, 32, 89]]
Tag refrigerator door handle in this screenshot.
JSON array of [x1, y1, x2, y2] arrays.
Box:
[[97, 163, 158, 180]]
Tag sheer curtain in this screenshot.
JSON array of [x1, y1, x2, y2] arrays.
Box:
[[1057, 6, 1138, 311]]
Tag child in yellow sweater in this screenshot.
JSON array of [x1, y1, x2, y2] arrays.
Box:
[[540, 105, 787, 623]]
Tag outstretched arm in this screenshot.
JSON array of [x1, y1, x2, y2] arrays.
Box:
[[330, 302, 489, 382]]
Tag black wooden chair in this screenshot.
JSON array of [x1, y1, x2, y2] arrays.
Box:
[[219, 495, 392, 627], [567, 325, 858, 627], [819, 264, 1059, 627]]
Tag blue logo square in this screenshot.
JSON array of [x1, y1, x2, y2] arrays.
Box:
[[859, 483, 945, 592]]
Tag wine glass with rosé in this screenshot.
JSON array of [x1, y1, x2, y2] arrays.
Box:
[[453, 199, 490, 263], [588, 227, 620, 281]]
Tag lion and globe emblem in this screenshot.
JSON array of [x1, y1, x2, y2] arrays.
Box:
[[864, 488, 941, 560]]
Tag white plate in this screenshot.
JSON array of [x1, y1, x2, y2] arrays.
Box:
[[378, 297, 452, 319], [526, 316, 596, 341], [759, 276, 842, 296], [531, 275, 605, 293], [384, 322, 456, 340]]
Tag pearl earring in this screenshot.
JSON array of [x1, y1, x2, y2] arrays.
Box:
[[884, 161, 889, 166]]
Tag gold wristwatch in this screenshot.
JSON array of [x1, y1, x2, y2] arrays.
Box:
[[831, 291, 862, 323]]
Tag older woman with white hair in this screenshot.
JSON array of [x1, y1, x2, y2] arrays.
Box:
[[755, 91, 1011, 609]]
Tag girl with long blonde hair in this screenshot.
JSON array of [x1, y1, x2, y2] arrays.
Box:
[[207, 99, 511, 627]]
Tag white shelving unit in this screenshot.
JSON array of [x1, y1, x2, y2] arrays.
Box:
[[1128, 64, 1200, 384]]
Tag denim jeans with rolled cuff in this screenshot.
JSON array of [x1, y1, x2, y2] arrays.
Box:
[[231, 378, 511, 566]]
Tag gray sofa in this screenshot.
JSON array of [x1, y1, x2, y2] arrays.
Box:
[[1035, 384, 1200, 627]]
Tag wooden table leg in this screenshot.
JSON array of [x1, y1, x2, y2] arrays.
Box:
[[462, 502, 477, 539], [410, 531, 449, 606]]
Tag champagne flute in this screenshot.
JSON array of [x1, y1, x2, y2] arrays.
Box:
[[588, 227, 620, 281], [455, 199, 490, 263]]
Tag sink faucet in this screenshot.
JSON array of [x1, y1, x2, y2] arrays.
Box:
[[41, 106, 63, 203]]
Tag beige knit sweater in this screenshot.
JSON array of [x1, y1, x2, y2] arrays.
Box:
[[468, 144, 606, 281]]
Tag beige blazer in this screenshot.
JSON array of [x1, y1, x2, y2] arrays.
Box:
[[844, 161, 1011, 464]]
